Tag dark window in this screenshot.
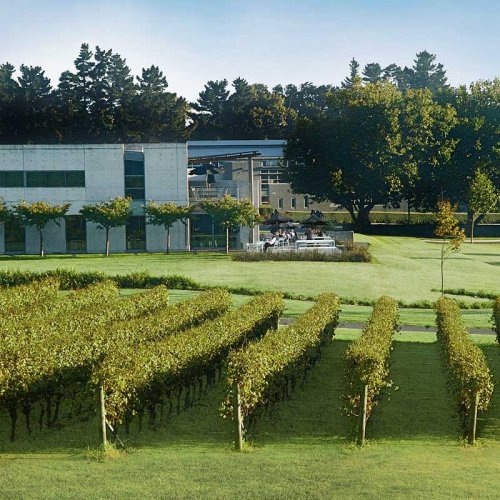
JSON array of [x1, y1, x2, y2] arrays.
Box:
[[278, 198, 284, 210], [4, 218, 25, 253], [46, 171, 66, 187], [66, 171, 85, 187], [125, 176, 145, 188], [291, 198, 296, 209], [25, 170, 85, 188], [124, 156, 145, 200], [0, 171, 24, 187], [66, 215, 87, 253], [124, 160, 144, 176], [126, 216, 146, 251], [26, 171, 46, 187]]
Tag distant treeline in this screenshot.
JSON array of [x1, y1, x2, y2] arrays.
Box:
[[0, 45, 481, 144]]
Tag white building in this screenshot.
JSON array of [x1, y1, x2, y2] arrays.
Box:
[[0, 144, 188, 254]]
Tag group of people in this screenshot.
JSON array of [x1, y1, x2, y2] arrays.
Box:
[[263, 228, 298, 252]]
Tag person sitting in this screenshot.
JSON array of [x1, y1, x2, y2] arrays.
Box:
[[263, 235, 277, 252], [306, 228, 313, 240]]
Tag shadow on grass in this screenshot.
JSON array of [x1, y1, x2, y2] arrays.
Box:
[[479, 346, 500, 440], [370, 340, 460, 441]]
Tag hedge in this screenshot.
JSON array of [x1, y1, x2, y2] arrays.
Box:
[[97, 292, 285, 425], [435, 297, 493, 436], [223, 293, 340, 430], [344, 296, 399, 422]]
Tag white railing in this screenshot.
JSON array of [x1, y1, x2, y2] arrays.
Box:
[[189, 186, 239, 201]]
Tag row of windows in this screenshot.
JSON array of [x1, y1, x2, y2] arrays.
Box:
[[0, 170, 85, 188]]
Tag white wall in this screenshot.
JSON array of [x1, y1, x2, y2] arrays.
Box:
[[0, 144, 189, 254]]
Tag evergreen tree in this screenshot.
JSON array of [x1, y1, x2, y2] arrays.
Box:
[[191, 79, 229, 139], [402, 50, 448, 92], [0, 63, 21, 143], [362, 63, 384, 83], [341, 58, 361, 88]]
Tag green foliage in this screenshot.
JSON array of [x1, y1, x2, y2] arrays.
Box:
[[98, 292, 284, 424], [13, 200, 71, 256], [201, 195, 260, 253], [467, 169, 499, 242], [435, 200, 466, 294], [435, 297, 494, 424], [493, 297, 500, 344], [231, 246, 371, 262], [0, 198, 11, 223], [143, 202, 193, 253], [80, 197, 132, 256], [224, 293, 340, 424], [344, 296, 399, 420]]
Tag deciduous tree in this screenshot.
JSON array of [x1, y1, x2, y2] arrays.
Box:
[[14, 201, 70, 257], [143, 202, 193, 254], [80, 196, 132, 256], [434, 200, 465, 294], [201, 195, 260, 254]]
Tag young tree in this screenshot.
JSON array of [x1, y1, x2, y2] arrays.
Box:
[[80, 196, 132, 256], [434, 200, 465, 295], [200, 195, 260, 254], [467, 170, 499, 243], [342, 58, 361, 88], [143, 202, 193, 254], [13, 201, 70, 257]]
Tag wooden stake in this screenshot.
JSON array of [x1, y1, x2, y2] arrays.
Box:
[[99, 385, 107, 447], [357, 384, 368, 446], [468, 391, 480, 445], [232, 382, 243, 451]]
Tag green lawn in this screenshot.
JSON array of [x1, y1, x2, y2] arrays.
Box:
[[1, 236, 498, 303], [1, 330, 499, 499]]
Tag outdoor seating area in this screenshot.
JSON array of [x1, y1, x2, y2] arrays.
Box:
[[246, 209, 343, 254]]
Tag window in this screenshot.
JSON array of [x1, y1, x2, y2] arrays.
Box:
[[304, 195, 310, 209], [66, 215, 87, 252], [0, 171, 24, 187], [260, 168, 283, 184], [124, 157, 145, 200], [261, 185, 270, 204], [126, 216, 146, 251], [66, 171, 85, 187], [4, 218, 25, 253], [291, 198, 296, 209], [278, 198, 283, 210], [25, 171, 85, 188]]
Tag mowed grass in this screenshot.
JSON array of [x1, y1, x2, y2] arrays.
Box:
[[0, 236, 498, 302], [1, 330, 500, 499]]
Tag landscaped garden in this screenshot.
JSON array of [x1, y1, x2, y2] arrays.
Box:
[[0, 236, 499, 499]]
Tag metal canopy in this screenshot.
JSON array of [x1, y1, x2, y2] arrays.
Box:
[[188, 151, 261, 164]]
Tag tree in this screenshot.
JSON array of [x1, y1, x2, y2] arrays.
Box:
[[434, 200, 465, 295], [80, 197, 132, 256], [143, 202, 193, 254], [362, 63, 384, 83], [13, 201, 70, 257], [400, 50, 448, 93], [341, 58, 361, 88], [200, 195, 260, 254], [285, 82, 404, 229], [467, 170, 499, 243], [0, 199, 11, 223]]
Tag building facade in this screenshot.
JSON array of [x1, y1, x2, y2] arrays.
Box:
[[0, 144, 188, 254]]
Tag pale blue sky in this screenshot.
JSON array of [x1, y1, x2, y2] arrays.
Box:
[[1, 0, 498, 100]]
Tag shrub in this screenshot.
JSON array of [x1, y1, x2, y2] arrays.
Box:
[[344, 296, 399, 421], [435, 297, 494, 434], [493, 297, 500, 343], [223, 293, 340, 429]]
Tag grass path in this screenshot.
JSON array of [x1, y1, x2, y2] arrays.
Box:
[[371, 334, 459, 441]]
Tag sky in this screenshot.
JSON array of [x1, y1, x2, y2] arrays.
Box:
[[1, 0, 499, 101]]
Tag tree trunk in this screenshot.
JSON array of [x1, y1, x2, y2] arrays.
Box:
[[407, 203, 411, 225], [166, 227, 170, 255], [39, 228, 44, 257], [470, 216, 475, 244], [105, 227, 110, 257], [441, 240, 445, 295], [225, 226, 229, 255], [353, 206, 373, 232]]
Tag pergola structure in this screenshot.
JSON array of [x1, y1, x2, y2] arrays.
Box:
[[188, 151, 262, 244]]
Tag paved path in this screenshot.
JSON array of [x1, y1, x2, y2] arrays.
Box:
[[279, 318, 495, 335]]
